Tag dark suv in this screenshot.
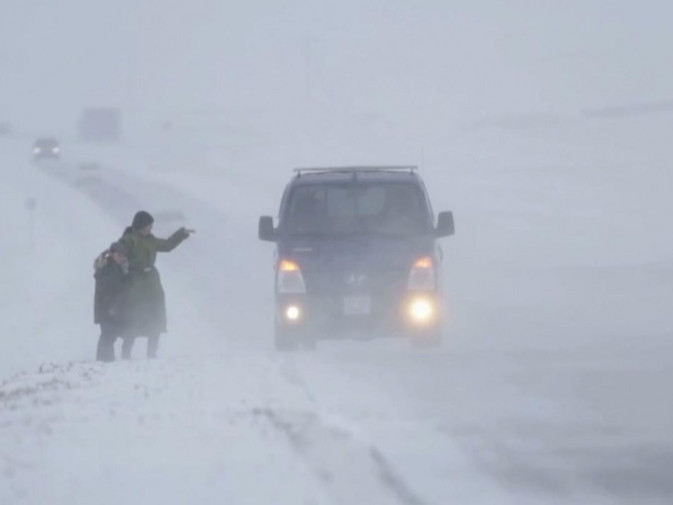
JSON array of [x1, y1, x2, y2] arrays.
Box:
[[259, 166, 454, 350]]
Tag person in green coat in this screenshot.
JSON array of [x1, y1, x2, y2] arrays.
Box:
[[119, 210, 193, 359]]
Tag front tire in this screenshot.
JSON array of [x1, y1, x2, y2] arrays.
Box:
[[274, 323, 299, 351], [409, 325, 442, 348], [301, 334, 317, 351]]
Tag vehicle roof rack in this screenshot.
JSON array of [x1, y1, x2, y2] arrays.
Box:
[[293, 165, 418, 177]]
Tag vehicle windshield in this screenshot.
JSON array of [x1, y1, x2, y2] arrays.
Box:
[[35, 138, 58, 147], [283, 182, 430, 236]]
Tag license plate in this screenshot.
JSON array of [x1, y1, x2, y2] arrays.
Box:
[[343, 295, 371, 315]]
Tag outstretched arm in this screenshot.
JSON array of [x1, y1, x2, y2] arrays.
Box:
[[154, 227, 192, 252]]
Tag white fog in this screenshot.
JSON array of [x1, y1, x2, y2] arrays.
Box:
[[1, 1, 672, 504]]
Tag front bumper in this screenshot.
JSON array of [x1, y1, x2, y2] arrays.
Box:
[[33, 153, 60, 161], [275, 291, 442, 337]]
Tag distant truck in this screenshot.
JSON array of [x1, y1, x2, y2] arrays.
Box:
[[77, 107, 121, 142]]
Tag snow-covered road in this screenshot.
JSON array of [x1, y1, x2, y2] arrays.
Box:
[[1, 130, 672, 504], [3, 341, 672, 504], [0, 357, 448, 505]]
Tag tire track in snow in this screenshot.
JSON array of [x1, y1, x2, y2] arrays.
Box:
[[255, 406, 428, 505], [271, 356, 429, 505], [369, 447, 427, 505]]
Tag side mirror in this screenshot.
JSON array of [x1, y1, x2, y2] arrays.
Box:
[[258, 215, 277, 242], [436, 211, 455, 237]]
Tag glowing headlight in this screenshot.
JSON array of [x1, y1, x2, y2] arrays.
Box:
[[277, 259, 306, 294], [52, 147, 60, 154], [409, 298, 434, 323], [285, 305, 301, 321], [408, 256, 436, 291], [33, 147, 42, 154]]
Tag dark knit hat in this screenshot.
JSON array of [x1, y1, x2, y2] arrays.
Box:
[[109, 241, 128, 256], [132, 210, 154, 230]]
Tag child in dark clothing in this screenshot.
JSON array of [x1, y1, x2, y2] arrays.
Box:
[[93, 241, 130, 362]]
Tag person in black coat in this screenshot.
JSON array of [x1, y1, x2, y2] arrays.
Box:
[[94, 241, 131, 362]]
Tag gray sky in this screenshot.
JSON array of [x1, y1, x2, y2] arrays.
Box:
[[1, 1, 672, 135]]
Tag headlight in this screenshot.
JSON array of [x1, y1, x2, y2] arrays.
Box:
[[408, 256, 436, 291], [277, 259, 306, 294], [407, 297, 435, 324], [285, 305, 301, 321], [52, 147, 60, 154], [33, 147, 42, 154]]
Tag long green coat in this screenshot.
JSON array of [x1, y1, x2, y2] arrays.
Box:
[[120, 227, 189, 335]]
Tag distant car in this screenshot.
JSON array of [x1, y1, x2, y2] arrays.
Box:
[[258, 166, 455, 350], [33, 137, 61, 160]]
